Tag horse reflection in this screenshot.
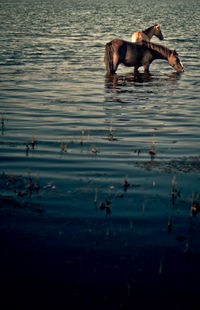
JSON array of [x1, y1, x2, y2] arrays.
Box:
[[105, 72, 153, 89], [105, 71, 182, 90]]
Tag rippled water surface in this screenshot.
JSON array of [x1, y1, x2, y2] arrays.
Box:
[[1, 0, 200, 222]]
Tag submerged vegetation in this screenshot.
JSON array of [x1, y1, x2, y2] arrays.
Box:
[[135, 156, 200, 173], [1, 112, 7, 135]]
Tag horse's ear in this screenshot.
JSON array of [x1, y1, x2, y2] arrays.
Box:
[[173, 50, 178, 56], [154, 24, 160, 28]]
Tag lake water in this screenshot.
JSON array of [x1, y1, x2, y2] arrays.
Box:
[[1, 0, 200, 217], [0, 0, 200, 307]]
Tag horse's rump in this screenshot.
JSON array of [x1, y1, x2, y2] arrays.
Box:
[[104, 39, 127, 73], [104, 39, 144, 74]]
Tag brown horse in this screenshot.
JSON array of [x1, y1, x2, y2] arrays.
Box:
[[104, 39, 184, 74], [131, 24, 164, 42]]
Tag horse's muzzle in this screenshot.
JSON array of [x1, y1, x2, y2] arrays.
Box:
[[177, 68, 184, 73]]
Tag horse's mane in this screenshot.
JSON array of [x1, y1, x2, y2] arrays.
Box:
[[142, 25, 154, 35], [144, 41, 175, 58]]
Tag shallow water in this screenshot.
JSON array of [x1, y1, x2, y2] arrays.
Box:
[[0, 0, 200, 225]]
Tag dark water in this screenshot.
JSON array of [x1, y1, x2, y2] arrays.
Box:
[[1, 0, 200, 227]]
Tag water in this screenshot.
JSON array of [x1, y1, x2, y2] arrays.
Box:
[[1, 0, 200, 308], [0, 0, 200, 222]]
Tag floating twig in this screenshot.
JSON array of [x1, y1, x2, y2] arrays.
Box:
[[91, 144, 99, 154], [80, 129, 85, 145], [168, 216, 172, 233], [124, 176, 130, 192], [149, 136, 156, 156], [94, 189, 98, 205]]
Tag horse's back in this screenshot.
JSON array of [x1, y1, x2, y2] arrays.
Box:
[[109, 39, 148, 58], [131, 32, 150, 43], [109, 38, 126, 48], [131, 32, 142, 42], [109, 39, 141, 50]]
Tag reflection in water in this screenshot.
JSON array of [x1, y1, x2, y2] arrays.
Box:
[[105, 72, 182, 90], [104, 72, 156, 104], [105, 72, 153, 90], [166, 71, 183, 82]]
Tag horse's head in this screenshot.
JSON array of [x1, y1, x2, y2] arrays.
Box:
[[168, 50, 184, 73], [154, 24, 164, 40]]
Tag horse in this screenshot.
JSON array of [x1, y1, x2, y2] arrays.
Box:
[[131, 24, 164, 42], [104, 39, 184, 74]]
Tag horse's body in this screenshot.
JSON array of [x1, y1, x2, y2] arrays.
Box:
[[104, 39, 184, 74], [131, 24, 164, 42]]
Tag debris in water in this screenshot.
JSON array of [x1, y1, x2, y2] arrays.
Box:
[[91, 145, 99, 154]]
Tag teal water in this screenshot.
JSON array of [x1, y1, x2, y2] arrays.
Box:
[[1, 1, 200, 308], [0, 0, 200, 221]]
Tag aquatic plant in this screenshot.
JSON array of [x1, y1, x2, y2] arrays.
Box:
[[59, 140, 73, 153], [1, 112, 7, 134], [135, 148, 141, 156], [171, 176, 181, 206], [91, 144, 99, 154], [171, 176, 176, 199], [25, 143, 30, 156], [149, 136, 156, 156], [94, 188, 98, 205], [168, 216, 172, 233], [31, 134, 36, 150], [99, 200, 111, 215], [24, 133, 37, 156], [0, 172, 42, 213], [80, 129, 85, 145], [106, 119, 118, 141], [124, 176, 131, 192], [60, 141, 68, 152]]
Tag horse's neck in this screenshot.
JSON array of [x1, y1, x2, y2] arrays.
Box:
[[151, 50, 167, 60], [143, 27, 154, 40], [147, 42, 169, 60], [141, 32, 151, 41]]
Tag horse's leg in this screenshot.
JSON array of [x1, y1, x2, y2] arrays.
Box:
[[143, 63, 150, 73], [134, 66, 139, 73], [112, 52, 119, 73]]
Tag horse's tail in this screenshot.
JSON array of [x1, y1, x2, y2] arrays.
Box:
[[104, 42, 115, 74]]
